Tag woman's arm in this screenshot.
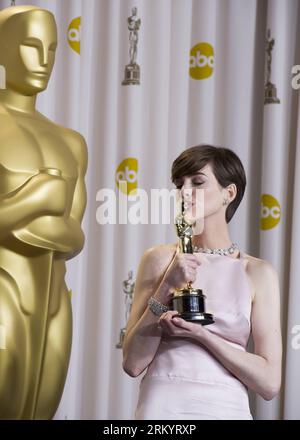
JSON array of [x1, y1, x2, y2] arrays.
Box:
[[122, 245, 202, 377], [122, 246, 175, 377], [159, 259, 282, 400]]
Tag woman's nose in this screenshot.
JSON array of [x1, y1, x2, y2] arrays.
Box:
[[181, 184, 193, 200]]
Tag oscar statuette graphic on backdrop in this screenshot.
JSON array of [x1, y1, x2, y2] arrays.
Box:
[[116, 271, 135, 348], [0, 5, 87, 419], [264, 29, 280, 104], [122, 6, 141, 86]]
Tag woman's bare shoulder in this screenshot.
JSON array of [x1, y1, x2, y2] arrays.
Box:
[[242, 252, 277, 273], [142, 242, 178, 267], [136, 242, 177, 278], [242, 252, 279, 299]]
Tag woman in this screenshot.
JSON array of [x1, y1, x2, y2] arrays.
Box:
[[122, 145, 282, 420]]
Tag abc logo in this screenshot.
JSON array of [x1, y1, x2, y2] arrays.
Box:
[[260, 194, 281, 230], [68, 17, 81, 54], [189, 42, 214, 80], [116, 158, 138, 195], [291, 325, 300, 350]]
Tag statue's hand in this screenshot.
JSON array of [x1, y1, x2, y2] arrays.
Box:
[[25, 172, 67, 217]]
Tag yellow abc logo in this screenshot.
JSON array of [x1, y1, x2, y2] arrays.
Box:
[[116, 158, 138, 195], [67, 17, 81, 54], [260, 194, 281, 230], [189, 42, 214, 80]]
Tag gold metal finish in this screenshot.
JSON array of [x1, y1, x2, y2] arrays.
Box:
[[0, 6, 87, 419], [173, 202, 199, 296], [171, 200, 214, 325], [173, 287, 203, 297]]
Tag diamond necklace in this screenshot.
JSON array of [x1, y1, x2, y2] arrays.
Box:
[[192, 242, 239, 256]]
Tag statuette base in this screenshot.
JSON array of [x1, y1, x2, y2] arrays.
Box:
[[122, 63, 140, 85]]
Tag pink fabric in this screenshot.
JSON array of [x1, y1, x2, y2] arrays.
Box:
[[135, 252, 253, 420]]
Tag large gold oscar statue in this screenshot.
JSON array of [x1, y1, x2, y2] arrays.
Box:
[[0, 6, 87, 419]]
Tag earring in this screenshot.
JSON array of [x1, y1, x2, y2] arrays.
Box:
[[223, 199, 228, 206]]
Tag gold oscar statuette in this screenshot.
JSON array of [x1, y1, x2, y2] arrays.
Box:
[[0, 5, 87, 419], [170, 201, 214, 325]]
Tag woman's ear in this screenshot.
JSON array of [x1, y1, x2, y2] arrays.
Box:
[[226, 183, 237, 203]]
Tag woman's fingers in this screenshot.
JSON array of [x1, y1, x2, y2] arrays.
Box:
[[159, 311, 178, 328], [159, 310, 179, 322], [172, 316, 192, 330], [185, 268, 197, 283]]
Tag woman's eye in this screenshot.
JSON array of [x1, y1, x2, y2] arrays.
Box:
[[193, 181, 203, 186], [174, 182, 203, 188]]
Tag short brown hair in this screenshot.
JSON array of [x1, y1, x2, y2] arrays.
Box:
[[171, 144, 246, 223]]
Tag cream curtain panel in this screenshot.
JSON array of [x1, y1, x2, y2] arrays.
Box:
[[0, 0, 299, 420]]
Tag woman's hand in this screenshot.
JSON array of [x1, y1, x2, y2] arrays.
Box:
[[158, 310, 207, 341], [161, 253, 203, 291]]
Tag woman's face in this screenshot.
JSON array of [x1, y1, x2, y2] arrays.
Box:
[[174, 163, 229, 228]]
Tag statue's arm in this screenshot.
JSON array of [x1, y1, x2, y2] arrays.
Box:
[[0, 171, 67, 240], [69, 132, 88, 224], [55, 131, 87, 260]]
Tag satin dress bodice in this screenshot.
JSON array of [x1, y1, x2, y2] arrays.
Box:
[[135, 251, 253, 420]]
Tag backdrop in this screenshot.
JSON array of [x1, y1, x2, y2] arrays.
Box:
[[0, 0, 299, 420]]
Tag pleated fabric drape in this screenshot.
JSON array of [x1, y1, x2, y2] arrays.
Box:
[[0, 0, 299, 420]]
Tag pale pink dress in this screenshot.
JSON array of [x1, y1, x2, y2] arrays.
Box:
[[135, 251, 253, 420]]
